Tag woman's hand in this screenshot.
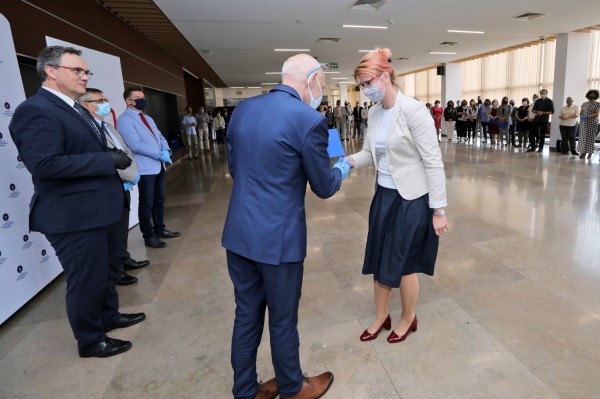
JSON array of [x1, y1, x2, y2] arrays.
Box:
[[433, 214, 449, 237], [344, 155, 356, 169]]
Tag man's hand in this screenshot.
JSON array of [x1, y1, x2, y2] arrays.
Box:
[[110, 149, 133, 170]]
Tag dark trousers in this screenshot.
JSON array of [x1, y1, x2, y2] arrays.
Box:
[[509, 123, 516, 144], [559, 125, 577, 154], [227, 250, 304, 399], [216, 129, 226, 145], [119, 190, 132, 272], [481, 122, 489, 141], [46, 218, 123, 349], [138, 168, 166, 239], [353, 119, 362, 138], [456, 121, 467, 138], [466, 120, 477, 140], [530, 121, 548, 149]]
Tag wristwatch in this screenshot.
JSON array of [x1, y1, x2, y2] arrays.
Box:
[[433, 209, 446, 217]]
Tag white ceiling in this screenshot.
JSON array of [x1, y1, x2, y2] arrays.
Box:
[[154, 0, 600, 87]]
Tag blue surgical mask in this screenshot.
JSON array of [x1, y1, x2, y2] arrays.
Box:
[[363, 75, 387, 103], [133, 98, 146, 110], [96, 102, 111, 118], [307, 73, 323, 109]]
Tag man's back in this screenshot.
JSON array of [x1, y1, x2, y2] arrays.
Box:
[[222, 84, 341, 265]]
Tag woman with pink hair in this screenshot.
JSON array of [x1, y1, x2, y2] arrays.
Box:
[[345, 48, 449, 344]]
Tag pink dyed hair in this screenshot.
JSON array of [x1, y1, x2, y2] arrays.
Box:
[[354, 48, 398, 88]]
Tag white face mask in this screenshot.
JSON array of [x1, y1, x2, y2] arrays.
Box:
[[363, 75, 387, 103], [540, 94, 547, 100], [522, 101, 528, 106], [492, 102, 498, 107], [307, 73, 323, 109]]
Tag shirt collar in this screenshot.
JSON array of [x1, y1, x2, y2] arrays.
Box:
[[42, 86, 75, 107], [94, 117, 105, 125], [125, 107, 141, 116]]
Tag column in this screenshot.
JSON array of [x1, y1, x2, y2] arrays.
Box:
[[441, 63, 462, 136], [550, 32, 591, 150]]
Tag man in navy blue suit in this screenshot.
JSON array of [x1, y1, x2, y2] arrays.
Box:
[[9, 46, 145, 358], [222, 54, 350, 399]]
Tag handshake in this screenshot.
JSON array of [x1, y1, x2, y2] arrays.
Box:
[[332, 157, 351, 180]]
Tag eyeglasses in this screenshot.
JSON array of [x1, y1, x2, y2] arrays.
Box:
[[306, 63, 330, 78], [52, 65, 94, 78], [358, 75, 380, 89], [84, 98, 109, 104]]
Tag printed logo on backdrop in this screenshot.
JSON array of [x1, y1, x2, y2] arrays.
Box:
[[40, 249, 50, 264], [3, 101, 13, 117], [16, 154, 26, 170], [16, 265, 28, 282], [22, 234, 33, 250], [0, 250, 6, 266], [0, 131, 8, 147], [8, 183, 20, 199], [1, 213, 14, 229]]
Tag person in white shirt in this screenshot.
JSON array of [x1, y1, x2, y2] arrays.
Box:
[[196, 107, 211, 152], [340, 101, 349, 140], [558, 97, 579, 155], [213, 110, 226, 146], [346, 47, 448, 345], [181, 106, 198, 159], [360, 101, 369, 139]]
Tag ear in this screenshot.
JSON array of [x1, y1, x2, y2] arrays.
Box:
[[45, 65, 57, 81]]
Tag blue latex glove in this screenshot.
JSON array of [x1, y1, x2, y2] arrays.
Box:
[[332, 158, 350, 180], [132, 173, 141, 185], [580, 115, 587, 121], [339, 157, 351, 169], [159, 150, 172, 164], [123, 181, 134, 191]]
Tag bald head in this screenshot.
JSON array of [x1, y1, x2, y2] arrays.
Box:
[[282, 54, 321, 84]]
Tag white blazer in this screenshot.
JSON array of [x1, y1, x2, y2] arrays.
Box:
[[351, 90, 447, 208]]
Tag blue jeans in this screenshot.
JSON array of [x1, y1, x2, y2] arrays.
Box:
[[138, 168, 166, 239], [227, 250, 304, 399]]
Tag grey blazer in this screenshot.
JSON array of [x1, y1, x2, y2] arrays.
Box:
[[103, 121, 139, 183], [351, 90, 447, 208]]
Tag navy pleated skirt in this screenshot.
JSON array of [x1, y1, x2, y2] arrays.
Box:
[[362, 185, 439, 288]]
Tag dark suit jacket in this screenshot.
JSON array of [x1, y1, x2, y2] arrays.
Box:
[[222, 84, 342, 265], [9, 88, 123, 234]]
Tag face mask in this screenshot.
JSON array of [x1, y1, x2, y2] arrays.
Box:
[[96, 102, 111, 118], [502, 100, 508, 104], [307, 73, 323, 109], [492, 102, 498, 107], [522, 101, 528, 106], [132, 98, 146, 110], [363, 75, 387, 103], [540, 94, 547, 100]]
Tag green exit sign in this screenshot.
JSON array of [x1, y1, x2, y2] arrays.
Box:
[[328, 63, 338, 70]]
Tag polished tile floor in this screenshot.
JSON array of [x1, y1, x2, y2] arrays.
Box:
[[2, 138, 600, 399]]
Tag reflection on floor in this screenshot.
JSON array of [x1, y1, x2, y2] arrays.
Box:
[[1, 139, 600, 399]]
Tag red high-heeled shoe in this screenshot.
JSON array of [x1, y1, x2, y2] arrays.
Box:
[[387, 315, 418, 343], [359, 314, 391, 342]]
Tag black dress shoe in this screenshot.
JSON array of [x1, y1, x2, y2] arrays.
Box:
[[79, 338, 132, 358], [572, 152, 579, 156], [105, 312, 146, 332], [116, 271, 138, 286], [145, 238, 167, 248], [157, 229, 180, 239], [122, 257, 150, 270], [526, 147, 536, 152]]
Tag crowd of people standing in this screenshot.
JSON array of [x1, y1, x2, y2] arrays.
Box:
[[429, 89, 600, 158]]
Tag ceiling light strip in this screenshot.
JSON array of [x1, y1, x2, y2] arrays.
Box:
[[343, 24, 388, 29]]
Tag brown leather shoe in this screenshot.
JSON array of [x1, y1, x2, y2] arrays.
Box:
[[255, 378, 278, 399], [281, 372, 334, 399]]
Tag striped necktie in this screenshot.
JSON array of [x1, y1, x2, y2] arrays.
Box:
[[73, 102, 105, 145]]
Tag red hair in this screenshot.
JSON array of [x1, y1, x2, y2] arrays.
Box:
[[354, 48, 398, 88]]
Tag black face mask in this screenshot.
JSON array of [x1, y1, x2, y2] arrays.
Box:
[[589, 96, 598, 101], [132, 98, 146, 110], [502, 100, 508, 104]]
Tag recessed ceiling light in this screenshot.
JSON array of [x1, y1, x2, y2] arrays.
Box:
[[274, 49, 310, 52], [429, 51, 457, 55], [339, 81, 357, 84], [447, 30, 484, 34], [343, 24, 388, 29], [331, 77, 350, 80], [247, 87, 261, 89], [324, 71, 341, 74], [358, 50, 374, 53], [265, 72, 282, 75], [230, 87, 244, 89], [261, 83, 278, 85]]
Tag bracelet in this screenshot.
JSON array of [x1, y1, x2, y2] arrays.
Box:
[[433, 209, 446, 217]]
